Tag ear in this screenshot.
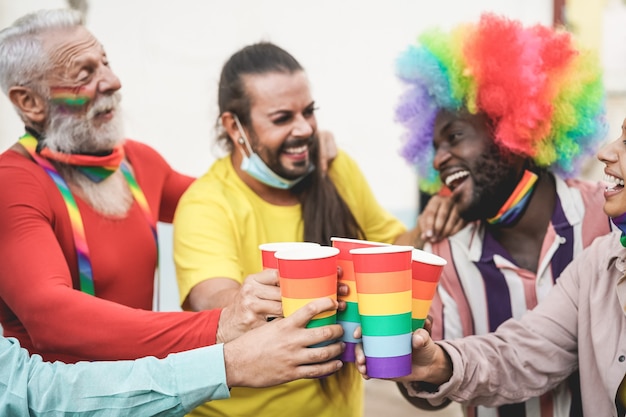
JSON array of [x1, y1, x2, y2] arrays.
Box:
[[220, 111, 242, 143], [8, 86, 47, 124]]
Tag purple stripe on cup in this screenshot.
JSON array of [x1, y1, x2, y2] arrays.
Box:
[[366, 354, 412, 378]]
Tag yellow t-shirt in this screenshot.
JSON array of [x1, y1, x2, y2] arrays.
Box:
[[174, 150, 406, 417]]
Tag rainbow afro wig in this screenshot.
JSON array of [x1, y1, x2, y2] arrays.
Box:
[[396, 13, 607, 193]]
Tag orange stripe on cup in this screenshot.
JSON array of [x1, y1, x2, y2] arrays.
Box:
[[355, 270, 411, 294], [412, 280, 438, 300], [282, 295, 337, 318], [339, 280, 358, 303], [280, 274, 336, 299], [337, 259, 355, 281]]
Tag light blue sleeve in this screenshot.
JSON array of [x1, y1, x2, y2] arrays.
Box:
[[0, 337, 230, 417]]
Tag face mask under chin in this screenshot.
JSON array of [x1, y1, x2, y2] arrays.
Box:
[[232, 114, 313, 190], [240, 151, 313, 189]]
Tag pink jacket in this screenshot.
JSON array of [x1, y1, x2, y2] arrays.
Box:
[[410, 230, 626, 416]]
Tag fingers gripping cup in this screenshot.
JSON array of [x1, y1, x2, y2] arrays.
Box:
[[274, 246, 340, 347], [411, 249, 447, 331], [350, 245, 414, 378], [259, 242, 320, 269], [330, 237, 390, 362]]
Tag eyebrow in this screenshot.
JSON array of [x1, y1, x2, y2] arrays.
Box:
[[267, 101, 316, 117]]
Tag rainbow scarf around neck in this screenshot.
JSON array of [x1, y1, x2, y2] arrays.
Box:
[[19, 132, 157, 296], [487, 170, 539, 226], [38, 145, 125, 183]]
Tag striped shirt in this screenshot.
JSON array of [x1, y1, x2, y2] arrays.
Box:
[[426, 176, 611, 417]]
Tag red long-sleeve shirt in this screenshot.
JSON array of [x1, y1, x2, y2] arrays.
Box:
[[0, 139, 220, 363]]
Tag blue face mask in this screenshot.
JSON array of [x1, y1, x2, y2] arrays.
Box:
[[233, 115, 313, 190]]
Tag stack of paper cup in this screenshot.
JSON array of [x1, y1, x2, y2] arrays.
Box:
[[350, 245, 414, 378], [330, 237, 389, 362]]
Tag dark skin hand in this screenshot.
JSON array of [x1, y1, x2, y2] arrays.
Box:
[[353, 316, 453, 410]]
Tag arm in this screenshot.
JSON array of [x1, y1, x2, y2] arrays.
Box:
[[172, 174, 283, 329], [0, 336, 228, 417], [188, 270, 284, 343], [0, 162, 221, 361], [1, 298, 345, 417], [355, 253, 582, 407]]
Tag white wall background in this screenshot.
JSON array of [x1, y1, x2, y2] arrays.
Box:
[[0, 0, 553, 311]]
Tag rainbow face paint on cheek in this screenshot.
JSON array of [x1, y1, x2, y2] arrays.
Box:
[[49, 86, 92, 108]]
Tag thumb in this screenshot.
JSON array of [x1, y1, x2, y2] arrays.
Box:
[[255, 269, 280, 286], [288, 297, 337, 327], [412, 329, 430, 349]]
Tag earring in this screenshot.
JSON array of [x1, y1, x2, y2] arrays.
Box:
[[237, 137, 245, 145]]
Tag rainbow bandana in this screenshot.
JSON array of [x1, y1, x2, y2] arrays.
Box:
[[487, 170, 539, 226], [19, 132, 157, 296], [38, 145, 125, 183]]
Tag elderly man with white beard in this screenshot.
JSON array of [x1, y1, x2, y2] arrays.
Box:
[[0, 7, 347, 397]]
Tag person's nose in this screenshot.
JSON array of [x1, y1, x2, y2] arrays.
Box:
[[433, 144, 451, 171], [97, 65, 122, 95], [597, 138, 619, 164], [292, 114, 314, 137]]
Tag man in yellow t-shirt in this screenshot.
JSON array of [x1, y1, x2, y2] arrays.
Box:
[[173, 42, 419, 417]]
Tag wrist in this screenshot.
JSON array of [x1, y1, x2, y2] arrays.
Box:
[[216, 306, 233, 344], [429, 344, 453, 386], [222, 342, 239, 388]]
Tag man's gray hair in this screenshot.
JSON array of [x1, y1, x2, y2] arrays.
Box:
[[0, 9, 83, 96]]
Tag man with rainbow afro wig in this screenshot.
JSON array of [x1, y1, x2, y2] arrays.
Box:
[[395, 13, 612, 417]]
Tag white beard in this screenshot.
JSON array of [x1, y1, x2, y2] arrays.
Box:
[[45, 93, 133, 216], [45, 92, 124, 153], [60, 166, 133, 217]]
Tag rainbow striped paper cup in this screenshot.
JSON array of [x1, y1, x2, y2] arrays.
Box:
[[330, 237, 389, 362], [350, 245, 413, 378], [275, 246, 339, 346], [411, 249, 446, 331]]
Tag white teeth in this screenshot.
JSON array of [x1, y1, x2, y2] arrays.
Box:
[[604, 174, 625, 186], [445, 170, 470, 187], [284, 145, 307, 154]]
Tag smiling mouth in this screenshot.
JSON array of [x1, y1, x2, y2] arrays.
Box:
[[96, 108, 113, 117], [444, 170, 470, 191], [605, 173, 625, 191], [283, 144, 308, 155]]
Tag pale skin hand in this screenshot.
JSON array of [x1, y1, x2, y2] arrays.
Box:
[[317, 129, 338, 176], [353, 327, 452, 386], [196, 270, 282, 344], [196, 268, 348, 344], [392, 194, 464, 249], [223, 297, 345, 388], [415, 194, 465, 247]]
